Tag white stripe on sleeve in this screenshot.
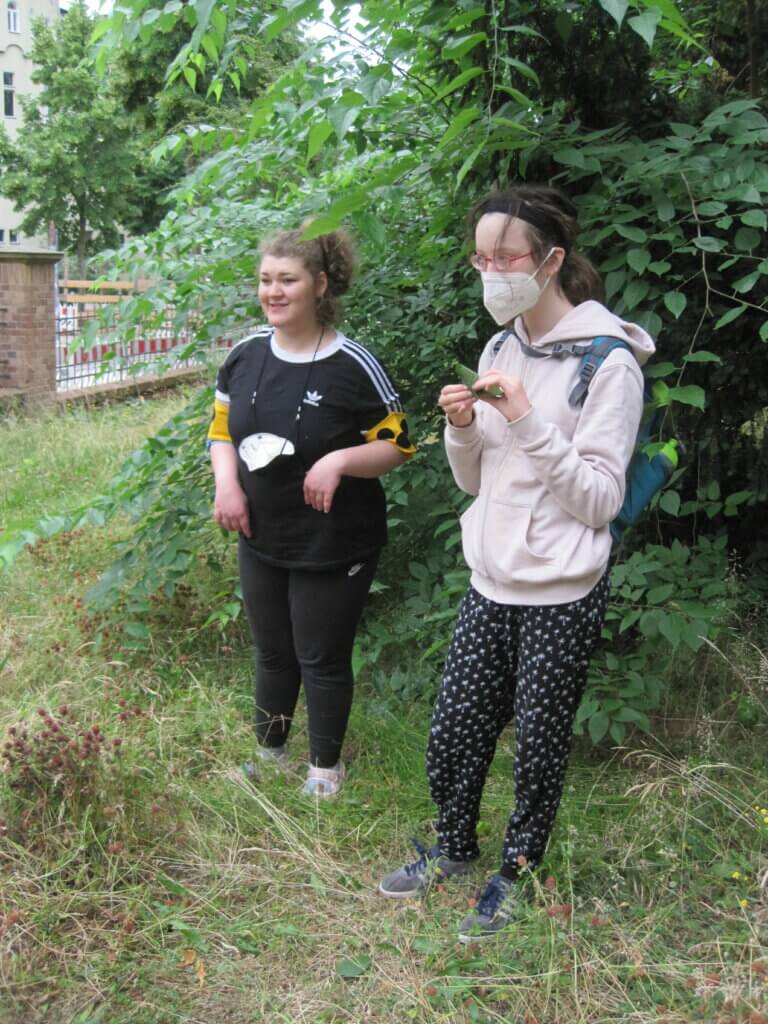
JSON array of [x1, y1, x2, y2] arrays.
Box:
[[341, 340, 403, 411]]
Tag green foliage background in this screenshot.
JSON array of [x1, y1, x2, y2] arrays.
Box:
[[3, 0, 767, 744]]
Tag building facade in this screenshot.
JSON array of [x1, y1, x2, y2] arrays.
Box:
[[0, 0, 60, 251]]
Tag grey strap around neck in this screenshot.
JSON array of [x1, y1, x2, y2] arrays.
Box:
[[492, 326, 596, 360], [491, 328, 633, 408]]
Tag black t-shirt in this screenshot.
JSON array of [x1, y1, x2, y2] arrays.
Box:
[[210, 329, 415, 569]]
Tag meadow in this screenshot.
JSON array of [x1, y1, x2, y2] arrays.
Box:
[[0, 393, 766, 1024]]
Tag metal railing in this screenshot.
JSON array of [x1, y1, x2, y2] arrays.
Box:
[[55, 305, 199, 392], [54, 281, 255, 392]]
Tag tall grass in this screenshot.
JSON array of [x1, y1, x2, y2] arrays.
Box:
[[0, 397, 766, 1024]]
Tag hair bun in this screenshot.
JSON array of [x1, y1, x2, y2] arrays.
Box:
[[319, 231, 356, 297]]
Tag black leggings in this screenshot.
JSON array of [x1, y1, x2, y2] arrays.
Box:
[[427, 574, 609, 876], [238, 539, 378, 768]]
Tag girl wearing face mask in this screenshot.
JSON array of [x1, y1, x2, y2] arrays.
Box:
[[208, 226, 415, 798], [379, 184, 655, 941]]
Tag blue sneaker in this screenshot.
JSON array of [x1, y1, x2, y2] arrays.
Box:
[[458, 873, 517, 942], [379, 839, 469, 898]]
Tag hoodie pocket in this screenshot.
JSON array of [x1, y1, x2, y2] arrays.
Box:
[[477, 500, 557, 583], [459, 498, 487, 576]]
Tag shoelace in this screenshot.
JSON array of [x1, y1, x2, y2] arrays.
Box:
[[404, 838, 440, 877], [476, 875, 513, 917]]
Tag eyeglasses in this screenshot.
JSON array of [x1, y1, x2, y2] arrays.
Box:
[[469, 250, 535, 272]]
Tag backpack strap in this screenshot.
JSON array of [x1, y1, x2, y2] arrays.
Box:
[[491, 329, 513, 355], [494, 330, 635, 406], [568, 336, 633, 407]]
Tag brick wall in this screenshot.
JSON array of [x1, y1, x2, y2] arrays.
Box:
[[0, 251, 62, 401]]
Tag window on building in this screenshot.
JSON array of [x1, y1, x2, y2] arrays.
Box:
[[0, 229, 5, 244], [3, 72, 14, 118], [7, 0, 19, 33], [9, 230, 19, 244]]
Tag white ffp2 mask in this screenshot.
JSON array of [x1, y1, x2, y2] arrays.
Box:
[[480, 249, 554, 326]]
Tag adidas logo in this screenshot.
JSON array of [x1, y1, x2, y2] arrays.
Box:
[[303, 390, 323, 407]]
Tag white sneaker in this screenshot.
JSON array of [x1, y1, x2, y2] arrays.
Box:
[[302, 761, 345, 798], [256, 743, 288, 767], [242, 743, 288, 781]]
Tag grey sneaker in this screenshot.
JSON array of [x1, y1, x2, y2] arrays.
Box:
[[458, 873, 517, 942], [379, 839, 469, 898], [242, 743, 288, 780]]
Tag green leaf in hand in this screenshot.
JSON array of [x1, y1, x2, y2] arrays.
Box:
[[455, 362, 504, 398]]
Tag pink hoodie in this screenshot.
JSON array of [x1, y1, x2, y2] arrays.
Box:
[[445, 300, 656, 605]]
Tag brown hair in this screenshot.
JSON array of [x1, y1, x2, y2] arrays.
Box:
[[259, 226, 357, 326], [469, 184, 604, 305]]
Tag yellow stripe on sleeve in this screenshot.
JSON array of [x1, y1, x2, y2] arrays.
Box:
[[364, 411, 416, 456], [207, 398, 232, 444]]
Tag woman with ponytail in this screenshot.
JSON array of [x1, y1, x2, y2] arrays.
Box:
[[379, 184, 655, 940], [208, 226, 415, 797]]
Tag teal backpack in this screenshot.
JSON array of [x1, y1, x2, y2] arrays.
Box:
[[493, 331, 681, 542]]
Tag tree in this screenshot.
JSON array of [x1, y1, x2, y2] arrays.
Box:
[[0, 0, 139, 274], [109, 12, 301, 232]]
